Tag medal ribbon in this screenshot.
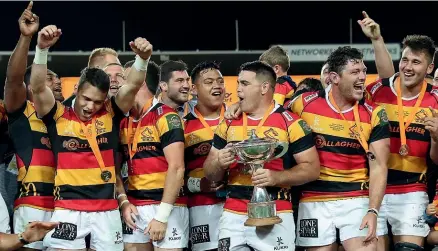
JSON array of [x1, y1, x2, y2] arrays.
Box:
[[193, 104, 225, 138], [79, 117, 107, 172], [395, 78, 427, 151], [328, 90, 370, 153], [127, 98, 154, 160], [242, 102, 274, 139]]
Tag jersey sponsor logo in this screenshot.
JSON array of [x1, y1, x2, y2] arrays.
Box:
[[114, 231, 123, 244], [51, 222, 77, 241], [141, 127, 155, 142], [157, 106, 164, 116], [275, 236, 289, 250], [413, 216, 426, 229], [41, 136, 52, 149], [218, 237, 230, 251], [168, 227, 182, 241], [166, 114, 182, 130], [299, 219, 318, 238], [194, 142, 212, 156], [370, 82, 382, 95], [431, 89, 438, 98], [364, 103, 373, 113], [282, 111, 294, 122], [304, 93, 318, 103], [329, 123, 345, 132], [190, 224, 211, 244], [299, 120, 312, 134]]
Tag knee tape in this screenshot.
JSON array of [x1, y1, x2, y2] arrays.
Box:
[[394, 242, 424, 251]]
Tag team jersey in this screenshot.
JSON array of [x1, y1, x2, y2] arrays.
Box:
[[273, 75, 297, 106], [366, 74, 438, 194], [183, 105, 226, 208], [212, 103, 314, 214], [291, 86, 390, 202], [119, 101, 186, 207], [41, 97, 125, 211], [7, 100, 55, 211]]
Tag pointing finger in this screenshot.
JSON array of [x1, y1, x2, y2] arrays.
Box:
[[362, 11, 369, 18], [27, 1, 33, 10]]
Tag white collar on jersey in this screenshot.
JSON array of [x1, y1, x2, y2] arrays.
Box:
[[246, 101, 279, 120], [388, 73, 421, 101]]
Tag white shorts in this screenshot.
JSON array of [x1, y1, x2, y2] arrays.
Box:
[[0, 192, 10, 234], [189, 203, 224, 251], [14, 206, 53, 250], [378, 191, 429, 237], [218, 211, 295, 251], [123, 204, 189, 249], [43, 209, 123, 251], [296, 197, 371, 247]]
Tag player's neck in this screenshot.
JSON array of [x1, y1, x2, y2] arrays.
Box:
[[161, 94, 182, 110], [132, 93, 153, 120], [331, 88, 355, 111], [400, 79, 424, 98], [247, 99, 272, 119], [195, 101, 221, 119]]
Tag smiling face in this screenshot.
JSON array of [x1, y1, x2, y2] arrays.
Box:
[[194, 68, 225, 109], [330, 59, 367, 102], [161, 70, 191, 106], [103, 64, 125, 98], [45, 70, 64, 102], [399, 47, 434, 89]]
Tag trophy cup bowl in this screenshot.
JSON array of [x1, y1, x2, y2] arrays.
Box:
[[232, 129, 289, 227]]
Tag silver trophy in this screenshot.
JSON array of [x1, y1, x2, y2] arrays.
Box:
[[232, 129, 288, 227]]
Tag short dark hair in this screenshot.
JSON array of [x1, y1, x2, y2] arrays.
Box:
[[190, 61, 221, 84], [124, 60, 160, 95], [402, 35, 436, 63], [326, 46, 363, 75], [159, 60, 188, 83], [238, 61, 277, 90], [259, 45, 290, 72], [77, 67, 110, 93], [298, 78, 325, 92]]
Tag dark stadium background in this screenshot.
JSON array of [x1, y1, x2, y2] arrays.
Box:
[[0, 1, 435, 88]]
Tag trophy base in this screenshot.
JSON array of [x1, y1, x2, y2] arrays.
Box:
[[244, 201, 283, 227], [244, 216, 283, 227]]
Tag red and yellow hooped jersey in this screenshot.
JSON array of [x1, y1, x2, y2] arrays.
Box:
[[366, 74, 438, 194], [291, 88, 390, 202], [7, 100, 55, 211], [212, 103, 314, 214], [120, 102, 186, 207]]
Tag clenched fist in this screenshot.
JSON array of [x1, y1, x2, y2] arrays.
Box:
[[19, 1, 39, 37], [37, 25, 62, 50], [129, 37, 153, 60]]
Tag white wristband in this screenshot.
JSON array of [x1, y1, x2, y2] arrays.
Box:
[[187, 177, 201, 193], [154, 202, 174, 223], [34, 46, 48, 65], [117, 193, 127, 200], [119, 199, 129, 209], [133, 55, 149, 72]]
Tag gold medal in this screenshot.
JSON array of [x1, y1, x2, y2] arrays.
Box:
[[366, 151, 376, 161], [101, 171, 112, 182], [399, 144, 409, 156]]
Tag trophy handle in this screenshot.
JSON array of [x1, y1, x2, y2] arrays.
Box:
[[272, 141, 288, 159]]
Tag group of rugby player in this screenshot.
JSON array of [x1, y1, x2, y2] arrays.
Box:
[[1, 3, 438, 251]]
